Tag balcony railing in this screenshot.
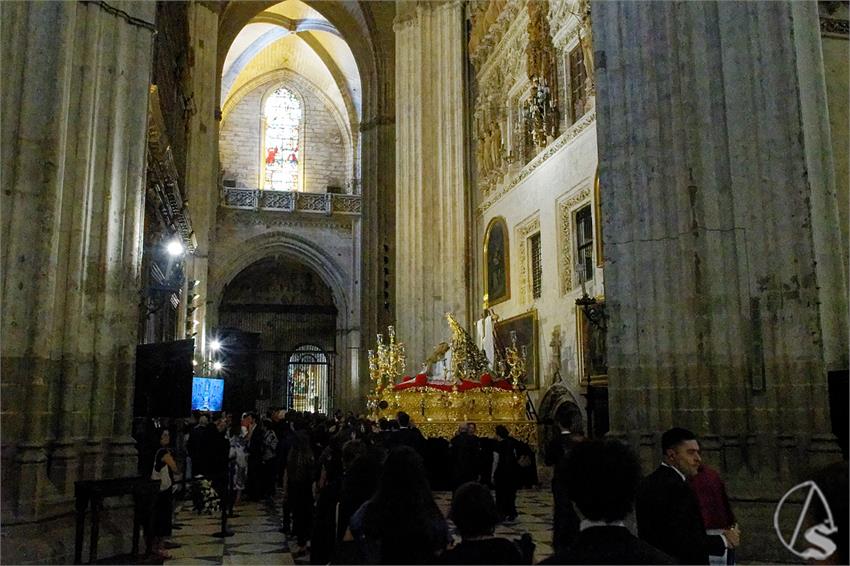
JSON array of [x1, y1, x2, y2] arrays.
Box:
[[221, 187, 361, 216]]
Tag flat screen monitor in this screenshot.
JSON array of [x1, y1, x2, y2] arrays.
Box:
[[191, 377, 224, 412]]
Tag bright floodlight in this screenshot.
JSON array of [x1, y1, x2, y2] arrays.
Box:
[[212, 361, 223, 371], [166, 239, 184, 257], [209, 339, 221, 351]]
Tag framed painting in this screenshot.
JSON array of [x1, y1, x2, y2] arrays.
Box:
[[494, 310, 538, 389], [575, 301, 608, 386], [484, 217, 510, 307]]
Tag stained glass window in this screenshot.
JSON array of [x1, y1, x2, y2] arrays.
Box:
[[263, 87, 301, 191]]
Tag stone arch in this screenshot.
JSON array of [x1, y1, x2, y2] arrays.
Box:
[[210, 230, 351, 325], [219, 1, 396, 399], [209, 229, 359, 406], [537, 382, 588, 462], [218, 1, 380, 106]]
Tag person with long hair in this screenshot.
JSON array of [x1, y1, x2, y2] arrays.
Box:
[[285, 430, 316, 557], [348, 445, 450, 564], [148, 428, 179, 560]]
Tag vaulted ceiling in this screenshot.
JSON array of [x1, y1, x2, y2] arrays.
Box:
[[220, 0, 361, 127]]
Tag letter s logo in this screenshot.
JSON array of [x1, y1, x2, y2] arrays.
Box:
[[800, 522, 838, 561]]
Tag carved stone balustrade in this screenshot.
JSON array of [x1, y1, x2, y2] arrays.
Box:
[[221, 187, 361, 216]]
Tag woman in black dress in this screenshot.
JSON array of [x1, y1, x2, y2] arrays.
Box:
[[149, 428, 178, 559], [284, 430, 315, 557]]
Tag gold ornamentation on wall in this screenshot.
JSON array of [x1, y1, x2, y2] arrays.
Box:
[[557, 188, 591, 294], [525, 0, 559, 148]]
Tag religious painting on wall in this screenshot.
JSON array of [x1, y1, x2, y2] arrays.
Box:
[[494, 310, 538, 389], [484, 217, 510, 307]]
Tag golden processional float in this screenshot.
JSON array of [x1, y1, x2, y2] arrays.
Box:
[[366, 314, 535, 444]]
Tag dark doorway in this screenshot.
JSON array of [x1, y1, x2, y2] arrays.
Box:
[[219, 257, 337, 413]]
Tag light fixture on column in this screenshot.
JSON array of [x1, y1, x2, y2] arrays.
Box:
[[166, 239, 185, 257], [209, 339, 222, 351]]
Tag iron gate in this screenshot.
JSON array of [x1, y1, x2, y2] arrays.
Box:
[[285, 345, 332, 413]]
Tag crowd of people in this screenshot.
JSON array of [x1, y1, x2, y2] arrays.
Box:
[[136, 410, 848, 565]]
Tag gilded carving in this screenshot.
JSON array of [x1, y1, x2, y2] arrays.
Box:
[[478, 111, 596, 214], [516, 214, 541, 305], [525, 0, 559, 148], [557, 187, 591, 294]]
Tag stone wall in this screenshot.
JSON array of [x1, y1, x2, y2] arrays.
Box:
[[593, 1, 847, 560], [209, 208, 361, 409], [152, 1, 191, 189], [220, 73, 349, 192], [819, 3, 849, 272], [474, 117, 599, 409], [0, 0, 156, 562]]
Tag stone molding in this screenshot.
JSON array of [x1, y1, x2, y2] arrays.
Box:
[[217, 206, 354, 233], [557, 187, 591, 294], [221, 187, 361, 216], [477, 110, 595, 215], [515, 212, 541, 306], [548, 0, 582, 50], [359, 114, 396, 131]]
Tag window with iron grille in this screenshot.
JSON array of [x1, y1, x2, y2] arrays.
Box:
[[530, 232, 543, 299], [568, 46, 588, 125], [575, 205, 594, 284]]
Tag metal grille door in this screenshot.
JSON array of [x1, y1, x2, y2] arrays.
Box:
[[287, 345, 330, 413]]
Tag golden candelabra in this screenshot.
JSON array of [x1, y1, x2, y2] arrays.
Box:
[[367, 325, 406, 417], [504, 330, 527, 389]]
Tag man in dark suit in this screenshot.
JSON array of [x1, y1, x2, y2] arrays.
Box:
[[541, 439, 674, 565], [636, 428, 740, 564], [388, 411, 425, 455]]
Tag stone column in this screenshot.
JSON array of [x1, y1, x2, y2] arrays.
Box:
[[593, 3, 846, 555], [1, 0, 155, 520], [358, 30, 396, 405], [394, 0, 469, 367], [184, 2, 220, 362]]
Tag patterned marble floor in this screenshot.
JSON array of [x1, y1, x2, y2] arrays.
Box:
[[163, 487, 555, 565]]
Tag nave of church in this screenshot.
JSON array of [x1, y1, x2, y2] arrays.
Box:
[[1, 0, 847, 564]]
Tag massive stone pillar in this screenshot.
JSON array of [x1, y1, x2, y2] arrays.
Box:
[[184, 2, 220, 362], [1, 0, 155, 531], [394, 0, 470, 367], [358, 18, 396, 405], [593, 1, 847, 559]]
